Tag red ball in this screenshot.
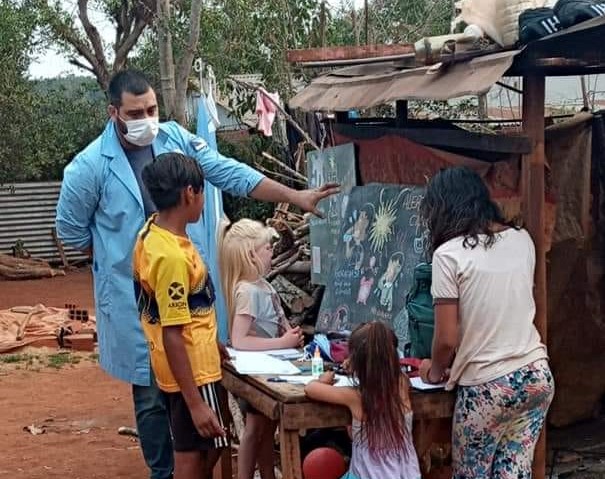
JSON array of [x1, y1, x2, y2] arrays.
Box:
[[302, 447, 347, 479]]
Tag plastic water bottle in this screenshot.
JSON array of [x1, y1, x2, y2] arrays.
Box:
[[311, 346, 324, 379]]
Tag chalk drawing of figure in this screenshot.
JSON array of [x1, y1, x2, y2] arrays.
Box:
[[357, 255, 377, 305], [393, 307, 411, 350], [327, 193, 340, 223], [343, 204, 374, 271], [414, 229, 430, 255], [317, 312, 332, 331], [341, 194, 350, 220], [310, 157, 324, 188], [375, 252, 405, 312], [334, 306, 350, 331]]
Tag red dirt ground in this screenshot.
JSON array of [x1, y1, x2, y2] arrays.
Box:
[[0, 268, 146, 478]]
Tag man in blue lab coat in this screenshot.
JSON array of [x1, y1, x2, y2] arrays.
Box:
[[56, 70, 336, 479]]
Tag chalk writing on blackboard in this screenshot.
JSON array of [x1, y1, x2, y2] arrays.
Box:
[[308, 144, 357, 285], [317, 184, 428, 347]]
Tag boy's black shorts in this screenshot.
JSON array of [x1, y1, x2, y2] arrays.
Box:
[[165, 381, 229, 452]]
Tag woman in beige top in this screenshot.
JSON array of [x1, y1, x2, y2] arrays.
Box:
[[418, 167, 554, 479]]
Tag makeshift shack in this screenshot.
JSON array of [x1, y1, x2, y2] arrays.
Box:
[[288, 15, 605, 479]]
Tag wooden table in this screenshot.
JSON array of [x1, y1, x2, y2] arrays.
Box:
[[219, 363, 455, 479]]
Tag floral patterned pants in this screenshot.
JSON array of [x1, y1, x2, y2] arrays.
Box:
[[452, 359, 554, 479]]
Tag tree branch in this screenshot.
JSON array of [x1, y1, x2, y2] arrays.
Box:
[[175, 0, 202, 91], [113, 17, 147, 71], [157, 0, 176, 117], [77, 0, 109, 76], [37, 0, 98, 71], [69, 57, 95, 74]]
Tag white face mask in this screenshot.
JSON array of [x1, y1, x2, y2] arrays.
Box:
[[119, 116, 159, 146]]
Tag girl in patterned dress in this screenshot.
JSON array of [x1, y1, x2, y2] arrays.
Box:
[[419, 166, 554, 479]]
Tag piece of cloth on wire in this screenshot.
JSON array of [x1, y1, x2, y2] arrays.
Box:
[[188, 94, 229, 342], [255, 89, 280, 136], [206, 84, 220, 130]]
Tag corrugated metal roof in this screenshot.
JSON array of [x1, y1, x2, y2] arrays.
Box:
[[290, 16, 605, 111], [0, 182, 88, 265]]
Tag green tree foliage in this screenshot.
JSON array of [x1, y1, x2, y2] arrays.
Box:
[[24, 78, 107, 180], [326, 0, 452, 45], [367, 0, 453, 44], [0, 0, 39, 183], [135, 0, 323, 101], [217, 135, 276, 222]]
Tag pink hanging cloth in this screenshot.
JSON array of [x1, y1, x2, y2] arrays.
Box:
[[255, 88, 280, 137]]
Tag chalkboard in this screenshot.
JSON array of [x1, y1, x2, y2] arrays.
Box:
[[316, 184, 429, 348], [308, 144, 357, 285]]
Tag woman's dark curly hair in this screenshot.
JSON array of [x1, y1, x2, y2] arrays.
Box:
[[420, 166, 516, 255]]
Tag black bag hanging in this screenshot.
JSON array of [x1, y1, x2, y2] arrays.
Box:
[[554, 0, 605, 29], [519, 8, 561, 45]]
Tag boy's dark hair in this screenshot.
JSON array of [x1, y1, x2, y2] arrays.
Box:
[[420, 166, 516, 255], [142, 153, 205, 211], [108, 70, 152, 106]]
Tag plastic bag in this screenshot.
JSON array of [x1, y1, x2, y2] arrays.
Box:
[[456, 0, 546, 46]]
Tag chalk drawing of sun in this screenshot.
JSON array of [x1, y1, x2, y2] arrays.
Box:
[[369, 188, 410, 252]]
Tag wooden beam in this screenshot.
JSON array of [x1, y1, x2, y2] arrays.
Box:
[[335, 123, 532, 154], [522, 74, 547, 479], [286, 43, 414, 63]]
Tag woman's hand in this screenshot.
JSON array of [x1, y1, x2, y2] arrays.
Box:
[[419, 359, 432, 383], [419, 359, 448, 384]]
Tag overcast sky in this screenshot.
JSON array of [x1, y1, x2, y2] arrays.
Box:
[[28, 0, 360, 79], [27, 1, 603, 106]]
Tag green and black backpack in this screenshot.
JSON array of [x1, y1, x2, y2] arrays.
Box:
[[405, 262, 434, 359]]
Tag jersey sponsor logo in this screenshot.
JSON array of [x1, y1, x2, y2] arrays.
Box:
[[168, 282, 185, 300]]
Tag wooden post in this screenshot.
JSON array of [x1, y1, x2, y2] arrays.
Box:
[[522, 74, 547, 479], [396, 100, 408, 128], [335, 111, 349, 124], [51, 227, 69, 269]]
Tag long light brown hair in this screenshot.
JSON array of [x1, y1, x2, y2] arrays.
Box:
[[218, 218, 278, 334], [348, 321, 409, 457]]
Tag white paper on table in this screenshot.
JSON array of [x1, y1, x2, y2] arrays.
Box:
[[334, 375, 357, 387], [227, 348, 301, 375], [227, 347, 302, 360], [262, 348, 303, 360], [410, 376, 446, 391], [277, 375, 315, 385], [276, 374, 357, 388]]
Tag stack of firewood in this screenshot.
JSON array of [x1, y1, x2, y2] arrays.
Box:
[[266, 203, 322, 329]]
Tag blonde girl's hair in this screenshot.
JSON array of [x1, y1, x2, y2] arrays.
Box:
[[218, 218, 279, 334]]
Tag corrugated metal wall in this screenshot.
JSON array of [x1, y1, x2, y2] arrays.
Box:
[[0, 182, 88, 264]]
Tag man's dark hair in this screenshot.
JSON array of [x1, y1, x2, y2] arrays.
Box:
[[108, 70, 152, 106], [142, 153, 205, 211]]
